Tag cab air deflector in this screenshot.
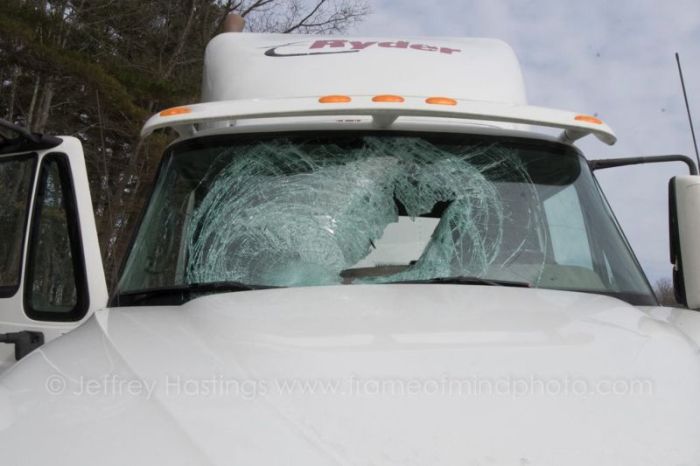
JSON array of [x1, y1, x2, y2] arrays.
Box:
[[141, 97, 617, 146]]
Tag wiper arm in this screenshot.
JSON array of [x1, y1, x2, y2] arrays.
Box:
[[186, 281, 270, 292], [388, 276, 531, 288], [113, 281, 276, 307]]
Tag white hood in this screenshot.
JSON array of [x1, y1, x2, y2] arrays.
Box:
[[1, 285, 699, 465]]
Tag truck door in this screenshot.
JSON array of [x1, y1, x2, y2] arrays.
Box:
[[0, 124, 108, 372]]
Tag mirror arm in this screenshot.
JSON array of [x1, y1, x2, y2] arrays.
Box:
[[589, 155, 698, 175], [0, 331, 45, 360]]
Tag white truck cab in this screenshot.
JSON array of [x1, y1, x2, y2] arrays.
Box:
[[2, 31, 700, 465]]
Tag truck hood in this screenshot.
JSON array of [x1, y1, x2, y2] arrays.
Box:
[[1, 285, 700, 465]]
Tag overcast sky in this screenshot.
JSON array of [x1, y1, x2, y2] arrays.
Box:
[[351, 0, 700, 285]]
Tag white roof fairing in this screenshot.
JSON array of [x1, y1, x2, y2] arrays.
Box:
[[202, 33, 527, 105], [141, 96, 617, 145]]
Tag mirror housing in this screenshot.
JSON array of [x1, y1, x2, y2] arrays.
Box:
[[670, 175, 700, 309]]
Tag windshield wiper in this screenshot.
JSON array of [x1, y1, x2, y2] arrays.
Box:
[[387, 276, 531, 288], [113, 281, 276, 307]]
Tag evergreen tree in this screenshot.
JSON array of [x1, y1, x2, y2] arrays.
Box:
[[0, 0, 368, 287]]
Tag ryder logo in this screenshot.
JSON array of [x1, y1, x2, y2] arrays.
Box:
[[265, 40, 461, 57]]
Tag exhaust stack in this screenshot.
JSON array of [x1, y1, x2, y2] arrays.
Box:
[[222, 14, 245, 33]]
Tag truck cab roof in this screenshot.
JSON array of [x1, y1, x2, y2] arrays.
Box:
[[142, 33, 616, 147]]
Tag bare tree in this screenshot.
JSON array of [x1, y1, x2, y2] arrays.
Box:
[[654, 278, 679, 307], [235, 0, 369, 34]]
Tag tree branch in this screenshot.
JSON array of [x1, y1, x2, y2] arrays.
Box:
[[283, 0, 327, 33]]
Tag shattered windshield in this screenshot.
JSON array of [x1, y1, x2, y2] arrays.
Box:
[[116, 132, 655, 305]]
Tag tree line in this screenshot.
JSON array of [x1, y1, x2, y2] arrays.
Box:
[[0, 0, 368, 288]]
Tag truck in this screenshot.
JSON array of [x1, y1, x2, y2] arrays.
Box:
[[1, 21, 700, 465]]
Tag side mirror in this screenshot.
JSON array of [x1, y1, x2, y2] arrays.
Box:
[[670, 175, 700, 309]]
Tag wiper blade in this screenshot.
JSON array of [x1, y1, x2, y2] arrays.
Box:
[[388, 276, 531, 288], [113, 281, 276, 307], [185, 281, 270, 292]]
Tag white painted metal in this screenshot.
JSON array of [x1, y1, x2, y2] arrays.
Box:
[[645, 305, 700, 346], [1, 286, 700, 465], [141, 96, 617, 145], [673, 175, 700, 308], [0, 138, 108, 371], [160, 114, 567, 146]]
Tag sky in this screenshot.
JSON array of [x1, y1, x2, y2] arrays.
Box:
[[350, 0, 700, 286]]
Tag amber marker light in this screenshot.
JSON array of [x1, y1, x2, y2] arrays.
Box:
[[319, 95, 352, 103], [372, 95, 405, 103], [574, 114, 603, 125], [159, 106, 192, 117], [426, 97, 457, 106]]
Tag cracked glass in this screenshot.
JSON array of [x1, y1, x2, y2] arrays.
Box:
[[117, 132, 654, 305]]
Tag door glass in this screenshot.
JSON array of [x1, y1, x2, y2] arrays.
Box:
[[25, 155, 83, 317], [0, 154, 36, 295]]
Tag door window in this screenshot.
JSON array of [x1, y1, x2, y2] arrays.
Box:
[[24, 154, 87, 321], [0, 154, 37, 296]]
